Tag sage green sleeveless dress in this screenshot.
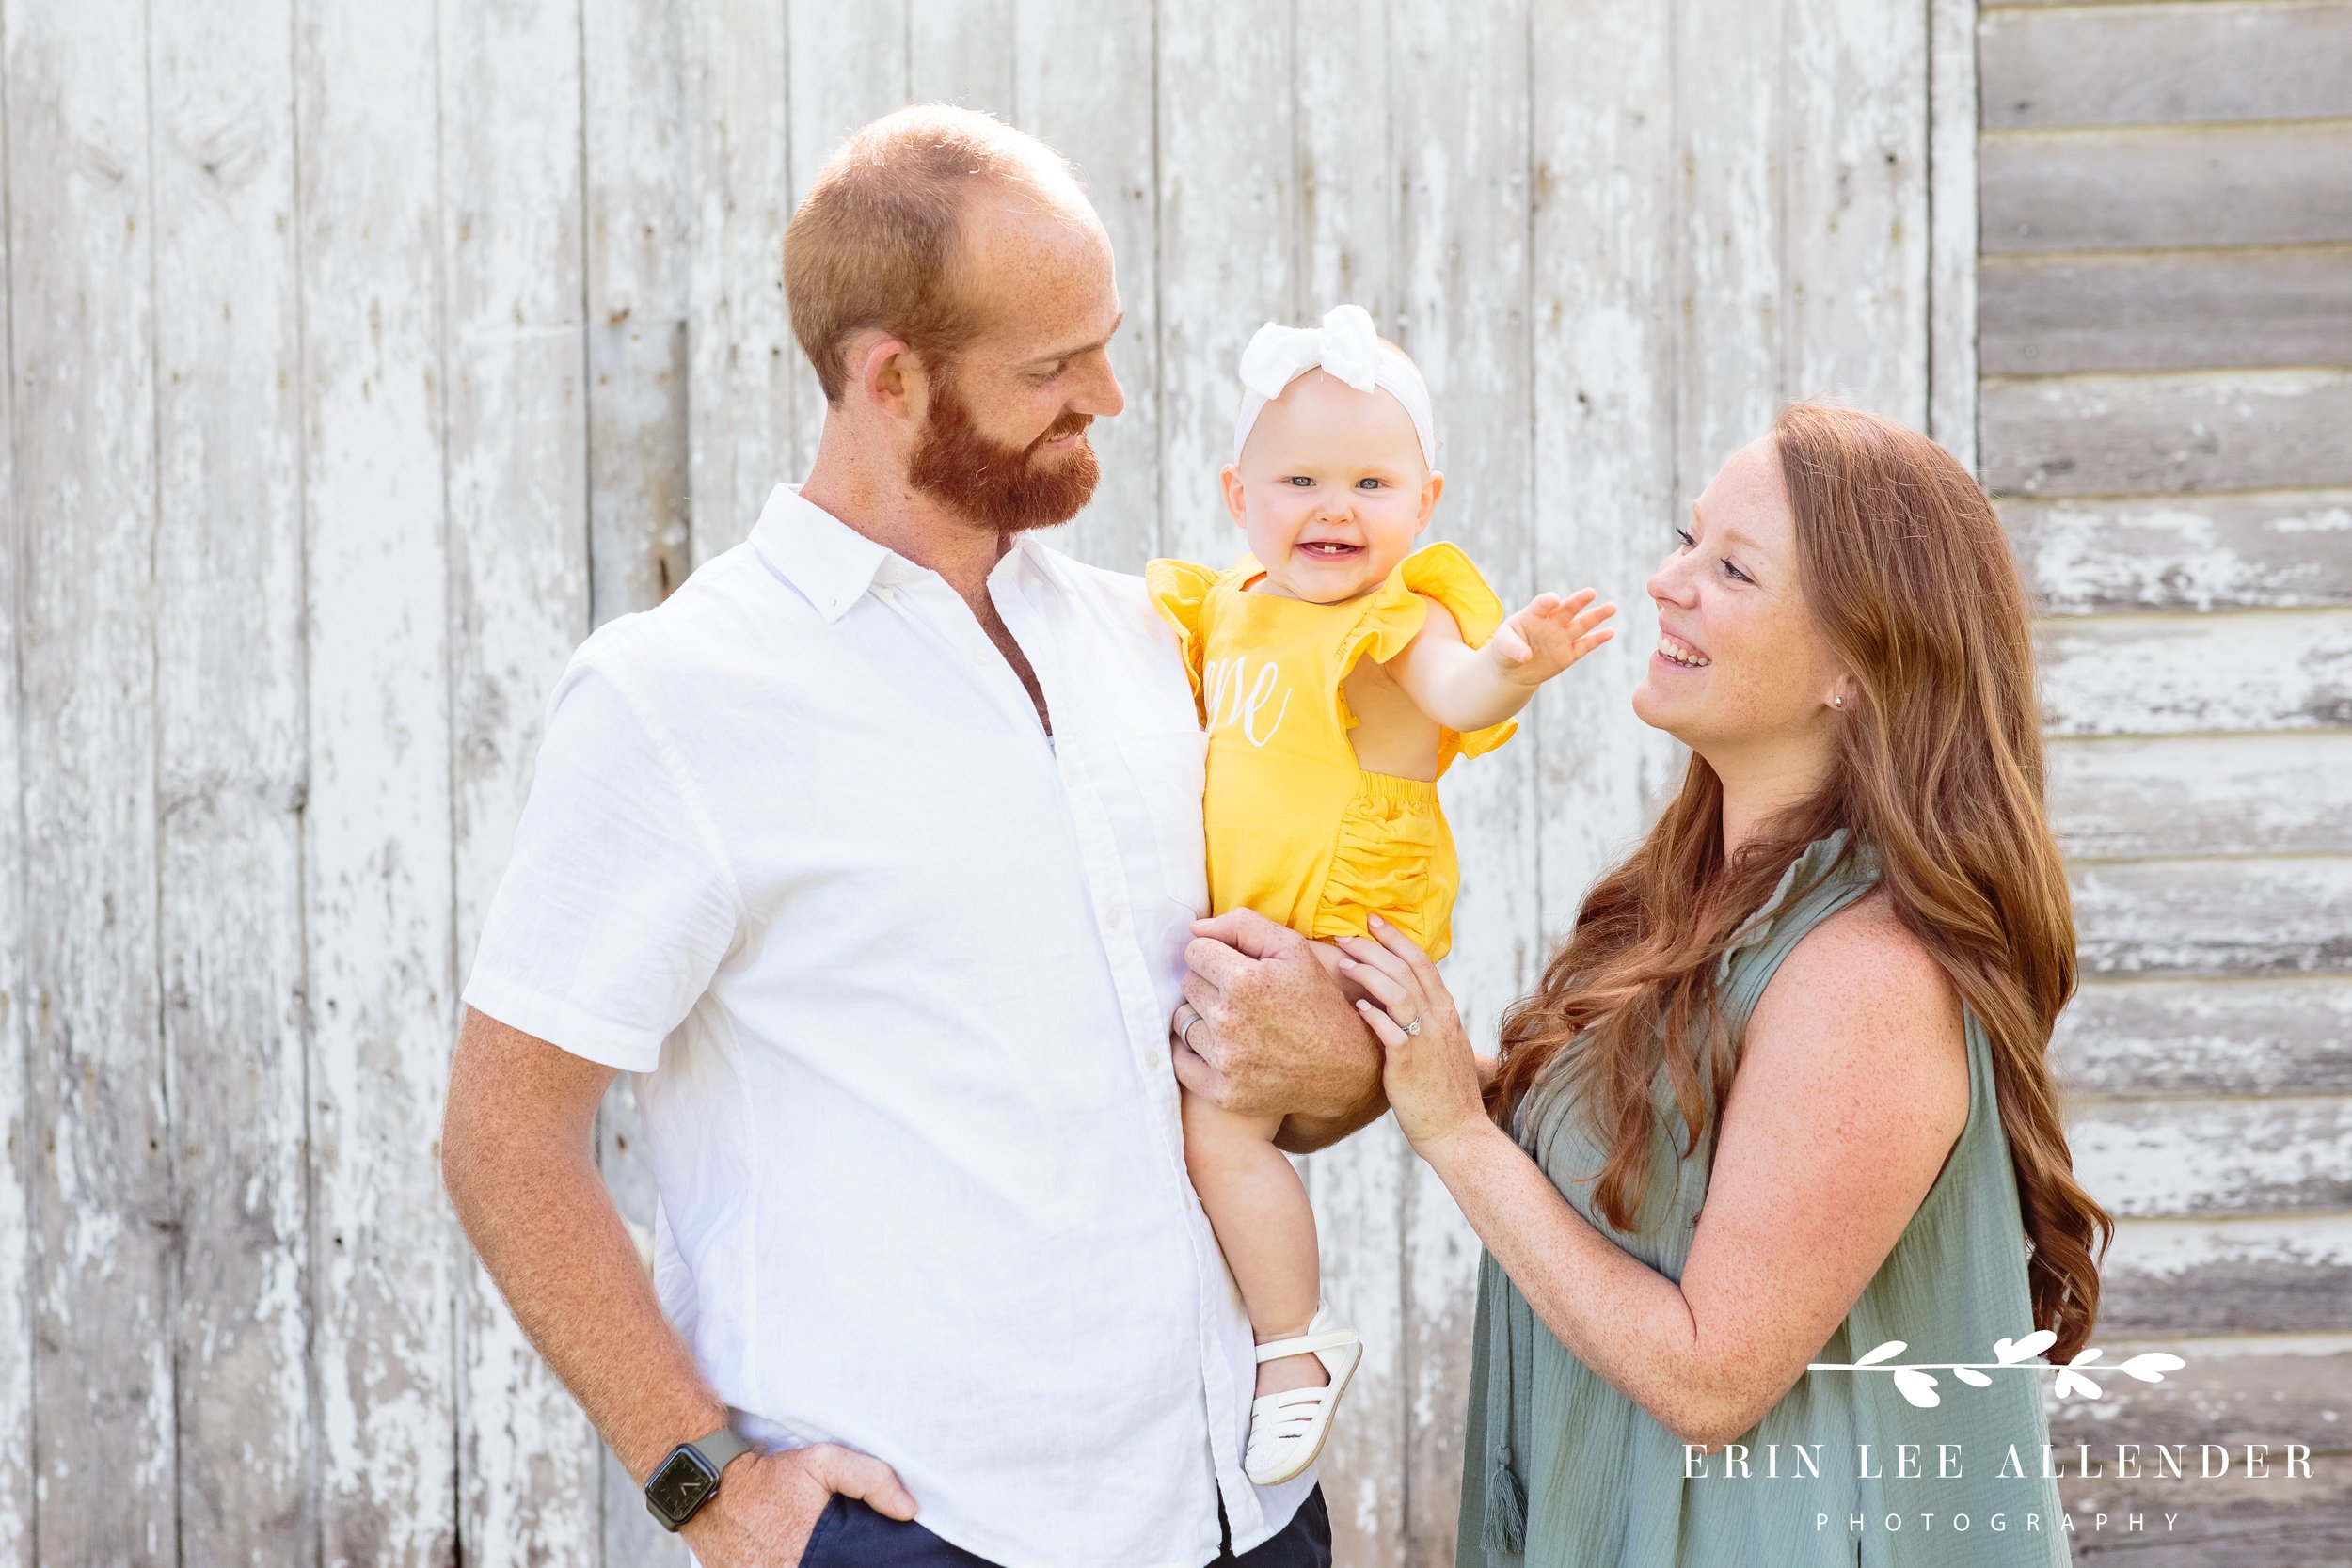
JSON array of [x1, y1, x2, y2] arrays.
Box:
[[1457, 832, 2071, 1567]]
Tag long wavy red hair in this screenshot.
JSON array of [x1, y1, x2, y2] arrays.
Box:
[[1491, 402, 2111, 1359]]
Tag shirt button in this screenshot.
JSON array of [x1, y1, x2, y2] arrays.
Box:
[[1105, 904, 1125, 928]]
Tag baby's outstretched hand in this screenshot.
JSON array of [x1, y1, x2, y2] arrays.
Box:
[[1488, 588, 1617, 685]]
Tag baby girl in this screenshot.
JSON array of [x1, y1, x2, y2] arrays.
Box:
[[1148, 305, 1616, 1484]]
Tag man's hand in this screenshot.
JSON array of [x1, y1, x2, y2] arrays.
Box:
[[1176, 909, 1386, 1150], [681, 1443, 916, 1567]]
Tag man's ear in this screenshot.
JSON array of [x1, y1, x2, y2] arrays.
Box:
[[1220, 464, 1248, 528], [850, 333, 921, 422], [1415, 469, 1445, 530]]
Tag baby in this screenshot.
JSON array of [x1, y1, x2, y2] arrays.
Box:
[[1148, 304, 1616, 1485]]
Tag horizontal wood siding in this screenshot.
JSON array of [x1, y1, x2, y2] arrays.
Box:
[[1979, 247, 2352, 374], [2005, 490, 2352, 613], [1984, 3, 2352, 1552], [1981, 1, 2352, 128], [1980, 121, 2352, 252]]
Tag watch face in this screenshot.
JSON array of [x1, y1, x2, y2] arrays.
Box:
[[647, 1447, 720, 1523]]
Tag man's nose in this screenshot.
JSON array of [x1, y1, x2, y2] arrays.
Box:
[[1077, 352, 1125, 419]]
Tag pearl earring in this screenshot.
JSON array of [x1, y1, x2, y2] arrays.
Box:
[[1831, 694, 1845, 709]]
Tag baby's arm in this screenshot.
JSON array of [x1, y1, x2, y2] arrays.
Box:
[[1387, 588, 1617, 734]]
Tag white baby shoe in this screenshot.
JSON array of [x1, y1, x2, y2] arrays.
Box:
[[1243, 1307, 1363, 1485]]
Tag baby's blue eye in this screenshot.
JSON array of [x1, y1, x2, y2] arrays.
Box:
[[1286, 476, 1314, 486], [1357, 478, 1384, 489]]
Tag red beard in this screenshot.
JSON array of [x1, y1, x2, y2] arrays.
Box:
[[906, 372, 1100, 535]]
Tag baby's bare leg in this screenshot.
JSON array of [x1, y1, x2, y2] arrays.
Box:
[[1181, 1085, 1331, 1398]]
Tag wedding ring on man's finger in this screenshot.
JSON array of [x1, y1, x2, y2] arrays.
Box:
[[1181, 1010, 1208, 1053]]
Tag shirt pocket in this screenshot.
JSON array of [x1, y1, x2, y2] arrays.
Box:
[[1113, 727, 1211, 920]]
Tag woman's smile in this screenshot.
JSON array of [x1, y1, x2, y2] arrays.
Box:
[[1655, 628, 1711, 669]]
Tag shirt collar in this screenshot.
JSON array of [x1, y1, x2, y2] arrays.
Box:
[[752, 483, 1071, 622]]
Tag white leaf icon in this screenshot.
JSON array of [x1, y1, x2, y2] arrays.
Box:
[[2118, 1353, 2185, 1384], [2053, 1369, 2103, 1401], [1994, 1331, 2057, 1365], [1952, 1366, 1992, 1387], [1854, 1340, 1907, 1367], [2068, 1347, 2104, 1366], [1892, 1368, 1941, 1408]]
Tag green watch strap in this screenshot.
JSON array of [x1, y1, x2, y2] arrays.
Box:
[[689, 1422, 753, 1476]]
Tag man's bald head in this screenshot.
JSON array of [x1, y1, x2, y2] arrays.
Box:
[[785, 104, 1102, 404]]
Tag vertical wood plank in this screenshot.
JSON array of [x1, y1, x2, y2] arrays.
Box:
[[0, 27, 36, 1562], [1291, 1, 1411, 1555], [1783, 0, 1929, 423], [682, 0, 792, 562], [440, 0, 601, 1562], [1929, 0, 1979, 472], [909, 0, 1016, 112], [784, 0, 909, 481], [1675, 0, 1785, 495], [1153, 2, 1292, 566], [295, 0, 460, 1560], [1390, 1, 1534, 1553], [1014, 0, 1160, 568], [1530, 0, 1685, 971], [4, 0, 176, 1558], [585, 0, 692, 626], [149, 0, 316, 1559], [581, 2, 696, 1560]]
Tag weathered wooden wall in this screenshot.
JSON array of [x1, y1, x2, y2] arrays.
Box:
[[1977, 1, 2352, 1560], [9, 1, 2333, 1564]]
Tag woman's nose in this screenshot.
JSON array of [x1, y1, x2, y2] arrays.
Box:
[[1647, 555, 1696, 607]]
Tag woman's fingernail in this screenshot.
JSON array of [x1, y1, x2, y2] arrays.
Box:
[[1368, 914, 1385, 927], [1356, 1000, 1372, 1010], [1337, 958, 1354, 970]]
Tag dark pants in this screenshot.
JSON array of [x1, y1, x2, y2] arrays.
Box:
[[797, 1486, 1332, 1568]]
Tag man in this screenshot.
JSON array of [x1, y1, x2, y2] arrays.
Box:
[[441, 105, 1381, 1568]]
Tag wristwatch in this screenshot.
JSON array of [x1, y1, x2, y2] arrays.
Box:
[[644, 1422, 755, 1532]]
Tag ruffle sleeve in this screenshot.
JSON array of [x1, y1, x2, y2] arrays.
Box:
[[1359, 541, 1520, 769], [1143, 557, 1221, 715]]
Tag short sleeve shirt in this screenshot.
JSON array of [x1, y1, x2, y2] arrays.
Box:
[[462, 485, 1315, 1567]]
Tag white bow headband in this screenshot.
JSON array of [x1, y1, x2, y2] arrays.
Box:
[[1231, 303, 1438, 470]]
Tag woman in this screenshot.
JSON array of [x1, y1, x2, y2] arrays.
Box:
[[1334, 404, 2111, 1564]]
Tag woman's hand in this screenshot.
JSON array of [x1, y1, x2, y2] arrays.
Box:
[[1336, 915, 1495, 1160]]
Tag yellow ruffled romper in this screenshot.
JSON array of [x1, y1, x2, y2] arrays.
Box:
[[1145, 541, 1517, 963]]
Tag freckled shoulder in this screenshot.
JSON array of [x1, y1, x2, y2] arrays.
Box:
[[1743, 888, 1967, 1106]]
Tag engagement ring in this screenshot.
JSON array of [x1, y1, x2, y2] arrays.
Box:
[[1403, 1016, 1422, 1037]]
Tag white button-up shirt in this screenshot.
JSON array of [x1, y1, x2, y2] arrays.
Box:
[[462, 484, 1314, 1567]]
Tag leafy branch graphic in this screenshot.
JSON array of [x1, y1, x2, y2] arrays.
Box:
[[1807, 1330, 2187, 1409]]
